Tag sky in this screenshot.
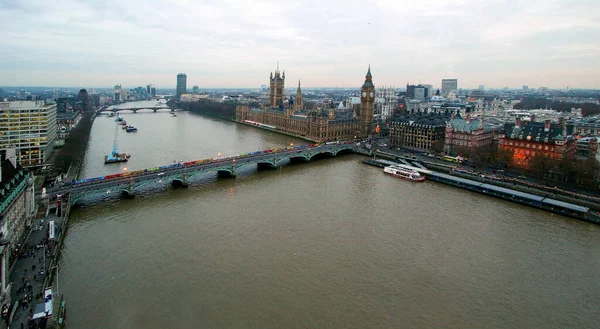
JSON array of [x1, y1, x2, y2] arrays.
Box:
[[1, 0, 599, 89]]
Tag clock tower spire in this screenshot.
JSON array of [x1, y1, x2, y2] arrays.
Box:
[[359, 66, 375, 136]]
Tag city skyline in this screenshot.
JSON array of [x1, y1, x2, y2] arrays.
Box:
[[1, 0, 599, 89]]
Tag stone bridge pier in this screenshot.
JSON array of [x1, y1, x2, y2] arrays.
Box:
[[217, 163, 237, 178], [172, 173, 190, 188], [121, 181, 136, 199]]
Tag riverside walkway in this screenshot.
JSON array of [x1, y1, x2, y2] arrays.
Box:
[[5, 200, 67, 329]]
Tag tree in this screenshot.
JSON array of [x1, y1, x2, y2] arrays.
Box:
[[494, 148, 512, 169], [430, 139, 445, 154], [470, 145, 496, 169], [528, 154, 557, 180]]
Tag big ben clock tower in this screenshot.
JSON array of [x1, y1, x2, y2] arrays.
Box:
[[359, 66, 375, 137]]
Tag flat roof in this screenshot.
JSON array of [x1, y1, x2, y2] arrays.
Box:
[[430, 172, 484, 187], [480, 183, 545, 202], [375, 159, 397, 166], [542, 198, 590, 213]]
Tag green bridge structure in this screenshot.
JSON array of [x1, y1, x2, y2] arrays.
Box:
[[47, 143, 368, 205]]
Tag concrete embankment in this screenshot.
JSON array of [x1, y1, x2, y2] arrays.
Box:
[[365, 152, 600, 223]]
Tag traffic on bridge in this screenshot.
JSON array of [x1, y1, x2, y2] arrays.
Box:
[[48, 140, 365, 204]]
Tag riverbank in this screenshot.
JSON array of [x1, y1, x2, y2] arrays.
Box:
[[363, 156, 600, 224]]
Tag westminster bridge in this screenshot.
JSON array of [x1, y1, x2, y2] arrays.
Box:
[[47, 142, 366, 205]]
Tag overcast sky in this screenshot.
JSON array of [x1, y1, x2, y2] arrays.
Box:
[[1, 0, 598, 89]]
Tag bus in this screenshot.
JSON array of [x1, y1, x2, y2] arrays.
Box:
[[443, 156, 465, 164]]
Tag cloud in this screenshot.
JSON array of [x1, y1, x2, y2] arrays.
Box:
[[0, 0, 598, 88]]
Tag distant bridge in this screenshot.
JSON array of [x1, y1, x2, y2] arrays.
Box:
[[47, 143, 365, 205], [100, 105, 173, 113]]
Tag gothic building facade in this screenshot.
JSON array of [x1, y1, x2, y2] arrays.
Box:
[[236, 66, 375, 142]]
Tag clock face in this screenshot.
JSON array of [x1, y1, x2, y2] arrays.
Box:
[[362, 92, 367, 97], [369, 92, 374, 97]]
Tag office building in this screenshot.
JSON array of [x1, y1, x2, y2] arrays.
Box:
[[0, 101, 57, 166], [441, 79, 458, 95], [113, 84, 122, 102], [389, 112, 449, 152], [176, 73, 187, 98], [192, 85, 200, 94]]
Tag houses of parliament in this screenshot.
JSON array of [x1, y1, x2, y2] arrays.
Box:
[[235, 66, 375, 142]]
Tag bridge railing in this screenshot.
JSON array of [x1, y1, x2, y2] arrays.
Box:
[[51, 141, 361, 193]]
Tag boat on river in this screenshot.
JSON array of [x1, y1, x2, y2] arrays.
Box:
[[384, 165, 425, 182], [105, 123, 131, 164], [126, 125, 138, 132]]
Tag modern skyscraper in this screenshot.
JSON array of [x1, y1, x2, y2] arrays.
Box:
[[441, 79, 458, 95], [176, 73, 187, 98], [114, 84, 122, 102], [192, 85, 200, 94]]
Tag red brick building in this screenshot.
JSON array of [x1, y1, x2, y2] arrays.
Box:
[[498, 118, 576, 168], [444, 113, 494, 155]]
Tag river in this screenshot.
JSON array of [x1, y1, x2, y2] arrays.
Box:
[[60, 110, 600, 329]]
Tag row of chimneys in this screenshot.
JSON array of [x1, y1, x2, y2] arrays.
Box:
[[515, 116, 565, 133]]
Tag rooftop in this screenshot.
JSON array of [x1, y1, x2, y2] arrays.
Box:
[[1, 101, 56, 109]]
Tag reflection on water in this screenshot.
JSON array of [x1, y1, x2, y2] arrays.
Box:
[[62, 114, 600, 329]]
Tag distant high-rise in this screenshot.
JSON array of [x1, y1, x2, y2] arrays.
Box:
[[146, 84, 152, 95], [113, 84, 122, 102], [176, 73, 187, 98], [151, 87, 156, 97], [192, 85, 200, 94], [523, 85, 529, 91], [441, 79, 458, 95], [478, 85, 484, 90], [78, 89, 89, 110]]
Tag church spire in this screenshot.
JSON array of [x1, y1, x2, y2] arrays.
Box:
[[297, 79, 301, 91]]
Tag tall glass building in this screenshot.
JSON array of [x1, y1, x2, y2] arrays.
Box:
[[176, 73, 187, 98]]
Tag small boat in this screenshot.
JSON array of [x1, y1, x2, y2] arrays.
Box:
[[126, 126, 138, 132], [171, 113, 177, 117], [383, 165, 425, 182], [105, 123, 131, 164], [119, 120, 127, 126], [108, 112, 115, 117]]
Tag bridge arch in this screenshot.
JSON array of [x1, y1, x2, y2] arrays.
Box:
[[335, 148, 355, 156], [309, 151, 336, 160]]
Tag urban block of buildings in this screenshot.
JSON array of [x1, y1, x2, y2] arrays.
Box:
[[498, 117, 577, 168], [444, 113, 495, 155], [235, 66, 375, 141], [0, 101, 58, 166], [0, 150, 36, 308]]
